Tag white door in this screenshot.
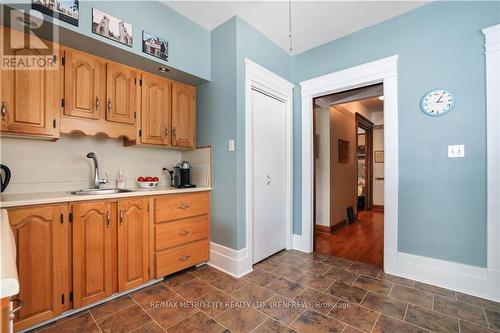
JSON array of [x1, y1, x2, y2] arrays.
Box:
[[252, 89, 287, 263]]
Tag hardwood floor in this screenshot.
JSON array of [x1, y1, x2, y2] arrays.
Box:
[[315, 210, 384, 268]]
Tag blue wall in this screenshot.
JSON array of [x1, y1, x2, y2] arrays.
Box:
[[5, 1, 211, 80], [197, 18, 238, 248], [197, 17, 291, 250], [292, 1, 499, 267]]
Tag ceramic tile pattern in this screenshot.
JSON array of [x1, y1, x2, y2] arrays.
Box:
[[30, 250, 500, 333]]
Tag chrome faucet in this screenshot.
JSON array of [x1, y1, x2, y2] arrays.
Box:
[[86, 152, 108, 189]]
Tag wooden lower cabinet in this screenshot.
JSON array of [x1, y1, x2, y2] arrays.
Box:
[[7, 204, 70, 332], [72, 201, 114, 308], [152, 192, 210, 278], [7, 191, 209, 331], [117, 198, 149, 291]]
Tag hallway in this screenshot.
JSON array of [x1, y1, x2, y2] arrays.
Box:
[[315, 210, 384, 267]]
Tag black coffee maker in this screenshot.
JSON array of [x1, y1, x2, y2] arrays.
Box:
[[172, 161, 196, 188]]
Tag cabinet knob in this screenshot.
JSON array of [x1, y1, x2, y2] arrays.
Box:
[[106, 211, 111, 228], [107, 98, 112, 113], [119, 210, 123, 225], [95, 97, 100, 111], [179, 255, 190, 261], [172, 127, 177, 137], [1, 101, 7, 119], [178, 230, 190, 236], [165, 127, 169, 137], [178, 203, 190, 209]]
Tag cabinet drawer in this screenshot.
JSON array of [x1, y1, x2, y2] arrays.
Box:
[[153, 192, 209, 222], [155, 239, 209, 277], [155, 215, 209, 251]]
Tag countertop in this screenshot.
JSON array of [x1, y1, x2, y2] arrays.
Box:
[[0, 186, 212, 208]]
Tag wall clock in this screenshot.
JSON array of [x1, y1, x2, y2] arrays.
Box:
[[420, 89, 455, 116]]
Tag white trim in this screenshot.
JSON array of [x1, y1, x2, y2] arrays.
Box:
[[208, 242, 252, 278], [394, 252, 500, 302], [19, 278, 163, 332], [299, 55, 399, 274], [483, 24, 500, 301], [244, 58, 294, 273]]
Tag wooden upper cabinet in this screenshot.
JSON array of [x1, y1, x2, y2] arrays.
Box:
[[0, 27, 59, 138], [63, 48, 104, 120], [106, 62, 136, 125], [72, 201, 114, 308], [141, 72, 171, 146], [172, 82, 196, 148], [8, 204, 70, 331], [117, 198, 149, 291]]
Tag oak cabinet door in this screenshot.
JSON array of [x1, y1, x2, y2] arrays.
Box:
[[171, 82, 195, 148], [72, 201, 114, 307], [117, 198, 149, 291], [8, 204, 70, 331], [106, 62, 136, 125], [141, 72, 171, 145], [1, 28, 59, 138], [63, 48, 104, 120]]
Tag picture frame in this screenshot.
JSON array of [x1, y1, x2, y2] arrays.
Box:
[[142, 31, 169, 61], [338, 139, 350, 164], [32, 0, 79, 26], [375, 150, 384, 163], [92, 8, 133, 47]]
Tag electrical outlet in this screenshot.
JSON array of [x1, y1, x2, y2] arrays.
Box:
[[448, 145, 465, 158], [228, 139, 235, 152], [161, 167, 168, 175]]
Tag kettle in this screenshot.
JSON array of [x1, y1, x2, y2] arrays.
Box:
[[1, 164, 11, 193]]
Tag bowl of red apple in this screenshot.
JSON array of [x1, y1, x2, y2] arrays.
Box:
[[137, 176, 160, 189]]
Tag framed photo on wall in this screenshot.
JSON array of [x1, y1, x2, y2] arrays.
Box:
[[92, 8, 133, 47], [142, 31, 169, 61], [32, 0, 79, 26], [375, 150, 384, 163]]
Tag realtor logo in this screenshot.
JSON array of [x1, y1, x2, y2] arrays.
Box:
[[1, 7, 59, 70]]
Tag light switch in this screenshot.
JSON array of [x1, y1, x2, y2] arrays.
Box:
[[228, 139, 235, 152], [448, 145, 464, 158]]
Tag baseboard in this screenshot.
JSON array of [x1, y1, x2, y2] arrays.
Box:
[[373, 204, 384, 210], [208, 242, 252, 278], [388, 252, 500, 302], [292, 233, 311, 253], [315, 225, 333, 234]]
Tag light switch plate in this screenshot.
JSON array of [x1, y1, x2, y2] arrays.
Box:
[[228, 139, 235, 152], [448, 145, 464, 158]]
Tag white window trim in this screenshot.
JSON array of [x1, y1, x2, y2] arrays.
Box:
[[483, 24, 500, 301], [298, 55, 400, 273], [243, 58, 294, 273]]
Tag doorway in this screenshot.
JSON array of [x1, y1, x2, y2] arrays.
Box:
[[312, 84, 385, 267]]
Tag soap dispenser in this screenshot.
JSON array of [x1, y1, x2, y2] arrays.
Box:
[[116, 169, 126, 189]]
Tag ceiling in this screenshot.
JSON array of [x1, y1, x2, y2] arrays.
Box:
[[162, 1, 427, 55]]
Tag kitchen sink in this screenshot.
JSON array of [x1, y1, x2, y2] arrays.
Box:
[[70, 188, 135, 195]]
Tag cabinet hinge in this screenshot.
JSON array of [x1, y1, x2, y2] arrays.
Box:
[[53, 55, 57, 64], [60, 213, 64, 224], [61, 294, 65, 304], [61, 98, 65, 108], [134, 78, 137, 85], [139, 79, 142, 86], [134, 112, 136, 119], [53, 119, 57, 129], [139, 129, 142, 137], [61, 56, 65, 66], [69, 212, 73, 223], [69, 292, 73, 302]]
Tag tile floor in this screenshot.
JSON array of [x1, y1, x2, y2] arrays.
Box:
[[31, 250, 500, 333]]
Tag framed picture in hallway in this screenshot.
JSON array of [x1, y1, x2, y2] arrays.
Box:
[[375, 150, 384, 163], [32, 0, 79, 26], [92, 8, 133, 47]]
